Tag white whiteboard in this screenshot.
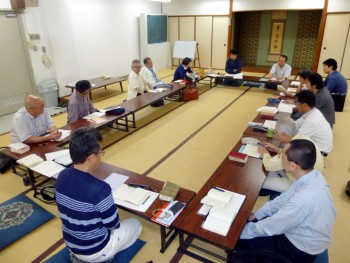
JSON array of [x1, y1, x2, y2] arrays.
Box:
[[173, 41, 196, 59]]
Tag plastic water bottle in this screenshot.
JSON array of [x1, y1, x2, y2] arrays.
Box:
[[192, 73, 196, 83]]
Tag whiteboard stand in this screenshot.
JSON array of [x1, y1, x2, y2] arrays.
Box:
[[172, 41, 200, 69], [193, 44, 200, 69]]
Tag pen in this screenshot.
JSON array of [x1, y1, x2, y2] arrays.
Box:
[[277, 172, 283, 177], [210, 186, 224, 192], [142, 195, 150, 205]]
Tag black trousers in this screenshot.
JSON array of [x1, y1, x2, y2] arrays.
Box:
[[234, 234, 316, 263]]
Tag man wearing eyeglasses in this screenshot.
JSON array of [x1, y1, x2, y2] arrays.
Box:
[[235, 139, 335, 263], [127, 59, 152, 100], [67, 80, 99, 123], [11, 95, 62, 143], [56, 127, 142, 262]]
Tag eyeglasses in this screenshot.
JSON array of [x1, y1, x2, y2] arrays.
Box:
[[30, 105, 45, 109]]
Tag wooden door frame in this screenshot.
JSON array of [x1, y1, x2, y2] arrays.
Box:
[[17, 13, 36, 95]]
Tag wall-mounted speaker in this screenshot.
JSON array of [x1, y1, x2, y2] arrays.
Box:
[[10, 0, 26, 11]]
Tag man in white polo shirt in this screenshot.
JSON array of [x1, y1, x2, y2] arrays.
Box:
[[267, 54, 292, 81], [294, 90, 333, 156], [127, 59, 152, 100]]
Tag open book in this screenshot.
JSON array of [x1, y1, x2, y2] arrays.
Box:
[[202, 190, 246, 236], [200, 188, 233, 209], [113, 184, 151, 206]]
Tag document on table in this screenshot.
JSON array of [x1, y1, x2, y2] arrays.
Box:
[[278, 100, 295, 113], [224, 73, 243, 79], [239, 144, 262, 159], [83, 112, 106, 119], [104, 173, 129, 192], [17, 154, 44, 168], [31, 160, 65, 178], [51, 129, 71, 141], [257, 106, 278, 114], [263, 120, 277, 129], [290, 81, 300, 86]]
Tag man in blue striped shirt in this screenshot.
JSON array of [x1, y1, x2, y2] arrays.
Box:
[[56, 127, 141, 262], [235, 139, 336, 263]]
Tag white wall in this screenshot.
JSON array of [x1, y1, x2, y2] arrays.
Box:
[[22, 0, 160, 97], [162, 0, 229, 16], [233, 0, 324, 11], [0, 0, 11, 10], [328, 0, 350, 12]]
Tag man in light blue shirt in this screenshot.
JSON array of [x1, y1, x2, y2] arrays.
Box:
[[235, 139, 336, 263]]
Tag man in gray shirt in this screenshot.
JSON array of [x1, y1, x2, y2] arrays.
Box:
[[306, 72, 335, 128], [67, 80, 98, 123]]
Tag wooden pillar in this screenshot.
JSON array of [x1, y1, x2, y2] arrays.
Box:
[[227, 0, 234, 57], [313, 0, 329, 71]]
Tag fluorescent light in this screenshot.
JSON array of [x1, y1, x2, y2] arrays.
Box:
[[149, 0, 171, 2]]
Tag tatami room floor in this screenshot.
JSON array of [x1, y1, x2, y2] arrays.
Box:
[[0, 69, 349, 263]]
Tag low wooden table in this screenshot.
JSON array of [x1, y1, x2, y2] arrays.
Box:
[[172, 136, 277, 262], [207, 74, 290, 89], [91, 162, 196, 253], [65, 76, 128, 100], [118, 82, 187, 128]]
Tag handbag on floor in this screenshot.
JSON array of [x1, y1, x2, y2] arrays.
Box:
[[346, 181, 350, 198], [183, 86, 198, 101]]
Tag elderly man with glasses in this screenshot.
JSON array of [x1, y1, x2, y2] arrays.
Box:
[[127, 59, 152, 100], [11, 95, 62, 143], [257, 117, 324, 200], [67, 80, 99, 123]]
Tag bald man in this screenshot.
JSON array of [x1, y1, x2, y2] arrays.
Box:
[[11, 95, 62, 143]]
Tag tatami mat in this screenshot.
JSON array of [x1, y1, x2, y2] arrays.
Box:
[[0, 72, 349, 263]]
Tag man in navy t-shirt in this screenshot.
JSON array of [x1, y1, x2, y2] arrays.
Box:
[[323, 58, 348, 95], [56, 127, 141, 262]]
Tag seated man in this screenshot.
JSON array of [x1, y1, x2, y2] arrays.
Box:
[[173, 57, 193, 81], [306, 72, 335, 128], [223, 48, 243, 86], [141, 57, 164, 88], [323, 58, 348, 95], [294, 90, 333, 156], [127, 59, 152, 100], [296, 69, 311, 93], [258, 117, 324, 198], [11, 95, 62, 143], [267, 54, 291, 81], [67, 80, 99, 123], [235, 139, 336, 263], [56, 127, 142, 262]]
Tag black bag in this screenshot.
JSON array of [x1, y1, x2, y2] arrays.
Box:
[[0, 152, 11, 174], [36, 185, 56, 204], [151, 100, 164, 107], [105, 107, 125, 115], [346, 181, 350, 198]]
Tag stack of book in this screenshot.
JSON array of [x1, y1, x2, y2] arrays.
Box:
[[200, 188, 246, 236], [228, 151, 248, 163]]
